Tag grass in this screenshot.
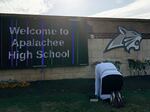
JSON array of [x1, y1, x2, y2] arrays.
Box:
[[0, 75, 150, 112]]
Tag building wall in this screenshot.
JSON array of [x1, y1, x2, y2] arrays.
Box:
[[0, 39, 150, 81], [88, 39, 150, 77], [0, 18, 150, 81]]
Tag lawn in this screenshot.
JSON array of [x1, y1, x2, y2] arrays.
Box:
[[0, 75, 150, 112]]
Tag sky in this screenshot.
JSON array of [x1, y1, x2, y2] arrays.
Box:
[[0, 0, 150, 19]]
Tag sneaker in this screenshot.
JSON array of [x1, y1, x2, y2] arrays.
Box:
[[116, 91, 124, 107], [89, 95, 99, 102], [110, 92, 115, 105], [110, 91, 124, 108]]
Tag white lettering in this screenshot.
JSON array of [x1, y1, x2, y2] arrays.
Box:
[[11, 39, 65, 49], [36, 50, 70, 59], [8, 50, 33, 61], [9, 27, 61, 36], [11, 39, 19, 47], [9, 27, 20, 35]]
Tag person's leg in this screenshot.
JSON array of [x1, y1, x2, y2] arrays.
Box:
[[102, 75, 123, 94], [95, 65, 100, 97]]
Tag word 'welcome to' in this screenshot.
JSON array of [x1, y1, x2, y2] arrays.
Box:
[[9, 27, 69, 36]]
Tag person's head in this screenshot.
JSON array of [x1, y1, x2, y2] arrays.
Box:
[[92, 61, 101, 65], [101, 60, 110, 63]]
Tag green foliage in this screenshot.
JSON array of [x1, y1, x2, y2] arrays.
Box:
[[127, 59, 150, 75], [0, 79, 30, 88], [113, 61, 122, 71]]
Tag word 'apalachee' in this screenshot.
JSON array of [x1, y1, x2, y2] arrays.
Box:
[[11, 39, 65, 49]]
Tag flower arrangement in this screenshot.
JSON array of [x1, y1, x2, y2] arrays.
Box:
[[0, 79, 30, 89], [127, 59, 150, 76]]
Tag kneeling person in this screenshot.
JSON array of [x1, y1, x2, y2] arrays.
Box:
[[95, 61, 124, 107]]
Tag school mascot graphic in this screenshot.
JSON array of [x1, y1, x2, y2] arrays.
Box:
[[104, 27, 142, 53]]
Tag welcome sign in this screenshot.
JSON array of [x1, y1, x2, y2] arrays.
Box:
[[0, 14, 88, 69]]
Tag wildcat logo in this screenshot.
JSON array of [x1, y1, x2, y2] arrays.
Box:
[[104, 26, 142, 53]]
